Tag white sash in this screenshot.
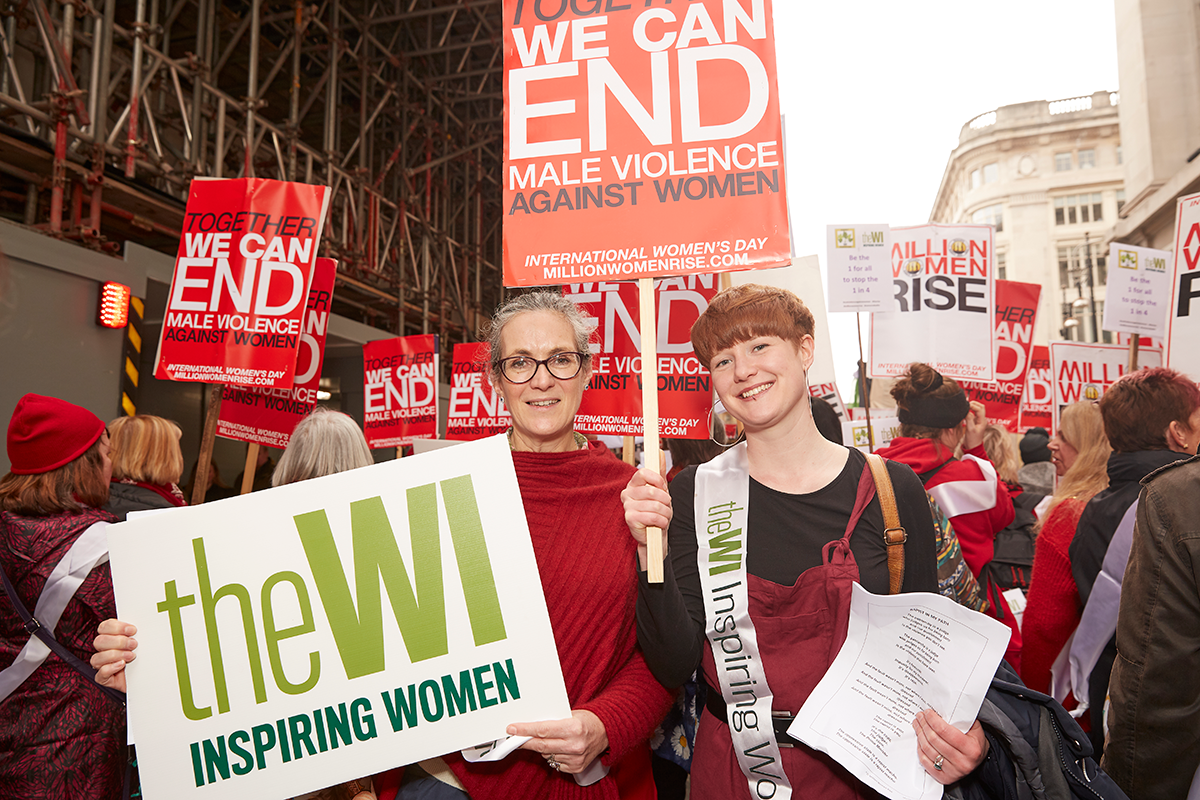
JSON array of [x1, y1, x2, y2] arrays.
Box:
[[695, 443, 792, 800], [1066, 499, 1139, 709], [927, 454, 999, 519], [0, 521, 111, 702]]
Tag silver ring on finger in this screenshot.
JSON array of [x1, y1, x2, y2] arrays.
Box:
[[934, 753, 944, 771], [547, 755, 560, 771]]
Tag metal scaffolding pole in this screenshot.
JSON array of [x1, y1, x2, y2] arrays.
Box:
[[0, 0, 507, 364]]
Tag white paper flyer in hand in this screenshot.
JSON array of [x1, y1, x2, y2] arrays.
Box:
[[826, 224, 893, 313], [789, 584, 1010, 800]]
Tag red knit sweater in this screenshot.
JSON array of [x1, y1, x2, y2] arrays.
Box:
[[1020, 498, 1086, 695], [445, 443, 673, 800]]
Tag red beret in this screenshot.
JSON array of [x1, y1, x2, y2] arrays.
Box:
[[7, 394, 106, 475]]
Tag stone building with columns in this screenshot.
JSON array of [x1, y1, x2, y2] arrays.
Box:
[[1109, 0, 1200, 253], [929, 92, 1125, 346]]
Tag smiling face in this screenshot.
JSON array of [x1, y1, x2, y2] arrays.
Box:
[[492, 310, 591, 453], [1048, 432, 1078, 477], [709, 334, 814, 435]]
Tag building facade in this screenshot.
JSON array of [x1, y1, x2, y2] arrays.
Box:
[[1109, 0, 1200, 252], [929, 92, 1124, 347]]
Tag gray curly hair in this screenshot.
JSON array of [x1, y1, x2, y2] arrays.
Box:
[[484, 292, 595, 376]]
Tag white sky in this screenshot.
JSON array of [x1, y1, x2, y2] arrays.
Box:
[[771, 1, 1120, 400]]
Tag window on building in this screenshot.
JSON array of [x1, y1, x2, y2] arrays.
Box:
[[972, 203, 1004, 232], [1117, 189, 1126, 214], [1078, 149, 1096, 169], [1116, 145, 1123, 165], [996, 250, 1007, 280], [1060, 248, 1080, 289], [1054, 193, 1104, 225], [1055, 152, 1073, 171], [1058, 245, 1108, 291], [969, 162, 998, 190]]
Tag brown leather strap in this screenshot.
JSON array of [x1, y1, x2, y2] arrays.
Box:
[[865, 453, 906, 594]]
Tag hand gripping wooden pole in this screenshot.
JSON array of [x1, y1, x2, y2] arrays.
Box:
[[639, 278, 664, 583]]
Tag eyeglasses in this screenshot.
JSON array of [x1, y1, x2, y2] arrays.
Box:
[[497, 352, 586, 384]]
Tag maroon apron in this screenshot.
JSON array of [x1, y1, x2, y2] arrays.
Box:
[[690, 464, 882, 800]]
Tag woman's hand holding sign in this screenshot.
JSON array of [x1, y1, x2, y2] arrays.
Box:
[[508, 710, 609, 775], [91, 618, 138, 693]]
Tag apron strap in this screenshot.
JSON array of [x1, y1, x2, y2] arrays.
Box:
[[824, 458, 881, 565]]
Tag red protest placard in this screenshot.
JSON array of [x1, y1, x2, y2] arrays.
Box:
[[960, 280, 1041, 432], [446, 342, 511, 440], [564, 276, 717, 438], [363, 334, 439, 448], [1018, 345, 1053, 434], [502, 0, 790, 287], [154, 178, 331, 388], [215, 258, 336, 448], [808, 381, 848, 426], [1050, 341, 1162, 432]]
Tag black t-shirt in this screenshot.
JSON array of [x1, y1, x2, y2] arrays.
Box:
[[637, 446, 938, 688]]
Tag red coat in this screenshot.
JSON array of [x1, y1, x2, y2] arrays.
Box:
[[1020, 498, 1086, 695], [0, 507, 125, 800], [875, 437, 1022, 670]]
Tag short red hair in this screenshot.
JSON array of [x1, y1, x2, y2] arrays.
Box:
[[1099, 367, 1200, 452], [690, 284, 814, 367]]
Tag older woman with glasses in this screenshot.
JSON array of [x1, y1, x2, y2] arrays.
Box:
[[92, 294, 671, 800], [380, 292, 672, 799]]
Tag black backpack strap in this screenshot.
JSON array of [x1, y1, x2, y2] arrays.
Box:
[[0, 562, 126, 706], [916, 459, 953, 485]]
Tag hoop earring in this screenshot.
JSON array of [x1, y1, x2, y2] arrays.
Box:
[[707, 398, 744, 448]]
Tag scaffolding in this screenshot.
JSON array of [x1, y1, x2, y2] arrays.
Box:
[[0, 0, 506, 350]]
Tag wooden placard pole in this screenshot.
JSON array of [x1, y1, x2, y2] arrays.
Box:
[[1128, 335, 1141, 372], [638, 277, 664, 583], [856, 313, 874, 452], [622, 436, 636, 466], [191, 383, 224, 506], [240, 443, 260, 495]]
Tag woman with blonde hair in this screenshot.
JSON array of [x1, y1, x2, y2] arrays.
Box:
[[980, 424, 1021, 487], [103, 414, 186, 520], [1019, 402, 1111, 695]]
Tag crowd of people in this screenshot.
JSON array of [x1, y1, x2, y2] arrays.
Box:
[[2, 285, 1197, 800]]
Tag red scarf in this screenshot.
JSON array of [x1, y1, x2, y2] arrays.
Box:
[[118, 479, 186, 507]]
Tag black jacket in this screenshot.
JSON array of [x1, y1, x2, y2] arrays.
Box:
[[102, 481, 178, 522], [1066, 449, 1188, 753], [951, 662, 1130, 800]]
